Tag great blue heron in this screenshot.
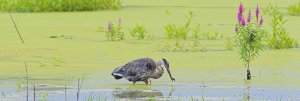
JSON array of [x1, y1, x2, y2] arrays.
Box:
[[111, 58, 175, 85]]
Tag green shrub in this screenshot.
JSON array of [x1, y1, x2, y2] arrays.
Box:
[[106, 19, 125, 41], [0, 0, 121, 12], [129, 24, 147, 40], [235, 3, 267, 80], [265, 5, 299, 49], [287, 1, 300, 16]]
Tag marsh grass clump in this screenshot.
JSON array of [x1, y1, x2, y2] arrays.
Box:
[[129, 24, 147, 40], [0, 0, 121, 12], [154, 40, 207, 52], [201, 32, 220, 40], [287, 1, 300, 16], [235, 3, 267, 80], [164, 10, 195, 41], [158, 11, 212, 52], [192, 23, 201, 39], [106, 19, 125, 41], [225, 37, 234, 51], [265, 5, 299, 49]]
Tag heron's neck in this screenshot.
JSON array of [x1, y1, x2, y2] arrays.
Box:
[[151, 65, 164, 79]]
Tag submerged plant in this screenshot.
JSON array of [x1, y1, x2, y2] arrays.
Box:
[[265, 5, 299, 49], [235, 3, 266, 80], [84, 93, 108, 101], [16, 81, 25, 91], [105, 19, 125, 41], [39, 92, 48, 101]]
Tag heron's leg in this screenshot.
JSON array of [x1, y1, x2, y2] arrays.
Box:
[[133, 81, 137, 85], [144, 80, 149, 85], [149, 79, 151, 85]]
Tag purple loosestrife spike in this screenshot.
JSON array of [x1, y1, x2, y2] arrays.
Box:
[[239, 2, 244, 14], [237, 12, 243, 23], [256, 5, 260, 22], [259, 16, 264, 25], [241, 18, 246, 26], [107, 21, 112, 32], [247, 10, 251, 23]]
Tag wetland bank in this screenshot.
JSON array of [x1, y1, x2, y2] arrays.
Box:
[[1, 0, 300, 100]]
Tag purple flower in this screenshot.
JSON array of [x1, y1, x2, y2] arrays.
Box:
[[237, 12, 243, 23], [256, 5, 260, 22], [235, 25, 238, 32], [259, 16, 264, 25], [247, 10, 251, 23], [241, 18, 246, 26], [107, 21, 112, 32], [239, 2, 244, 14], [118, 18, 122, 24]]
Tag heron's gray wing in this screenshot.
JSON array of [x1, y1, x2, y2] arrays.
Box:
[[123, 58, 156, 81]]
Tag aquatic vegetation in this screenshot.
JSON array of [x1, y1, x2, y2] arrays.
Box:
[[39, 92, 48, 101], [201, 32, 220, 40], [16, 81, 25, 91], [84, 93, 108, 101], [51, 57, 65, 67], [235, 3, 267, 80], [159, 11, 211, 52], [0, 0, 121, 12], [225, 37, 234, 51], [287, 1, 300, 16], [154, 40, 207, 52], [106, 19, 125, 41], [192, 23, 201, 39], [129, 24, 147, 40], [265, 5, 299, 49], [164, 10, 195, 40]]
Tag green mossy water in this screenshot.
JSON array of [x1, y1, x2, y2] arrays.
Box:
[[0, 0, 299, 90]]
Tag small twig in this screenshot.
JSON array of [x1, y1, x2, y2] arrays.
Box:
[[33, 84, 35, 101], [79, 75, 84, 91], [9, 13, 24, 43], [243, 79, 248, 86], [25, 62, 28, 101], [76, 75, 85, 101], [76, 79, 80, 101], [65, 84, 67, 101]]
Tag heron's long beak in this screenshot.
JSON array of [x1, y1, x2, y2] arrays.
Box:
[[165, 65, 175, 82]]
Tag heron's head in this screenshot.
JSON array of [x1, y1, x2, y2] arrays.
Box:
[[157, 58, 175, 82]]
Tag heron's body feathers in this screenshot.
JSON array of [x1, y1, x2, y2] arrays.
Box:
[[112, 58, 164, 82]]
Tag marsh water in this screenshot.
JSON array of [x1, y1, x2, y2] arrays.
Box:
[[1, 66, 300, 101], [1, 82, 300, 101], [1, 0, 300, 100]]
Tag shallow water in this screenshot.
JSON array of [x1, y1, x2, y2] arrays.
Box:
[[1, 82, 300, 101]]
